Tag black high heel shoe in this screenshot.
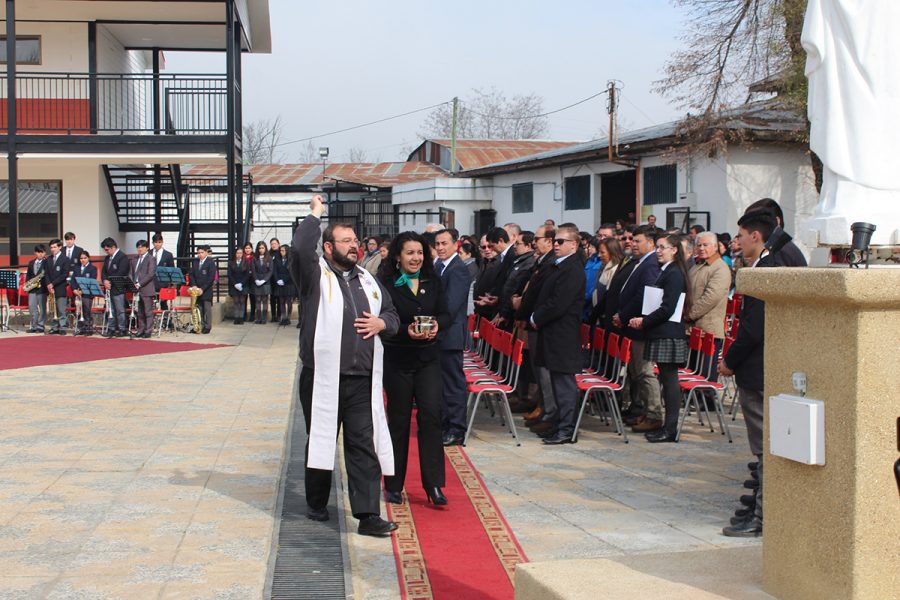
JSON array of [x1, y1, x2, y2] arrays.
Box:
[[385, 490, 403, 505], [425, 487, 448, 506]]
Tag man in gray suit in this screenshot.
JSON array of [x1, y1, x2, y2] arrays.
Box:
[[433, 228, 473, 446], [131, 239, 157, 338]]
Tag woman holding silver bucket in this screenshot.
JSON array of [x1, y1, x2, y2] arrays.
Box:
[[377, 231, 451, 507]]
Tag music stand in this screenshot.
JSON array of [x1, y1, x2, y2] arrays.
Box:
[[73, 277, 103, 336], [106, 276, 138, 336], [0, 270, 20, 333], [156, 266, 185, 286]]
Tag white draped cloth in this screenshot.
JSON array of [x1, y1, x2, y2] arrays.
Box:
[[802, 0, 900, 244], [307, 257, 394, 475]]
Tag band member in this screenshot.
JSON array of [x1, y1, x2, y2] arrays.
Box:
[[25, 244, 48, 333], [251, 241, 273, 324], [228, 247, 250, 324], [151, 233, 175, 312], [291, 194, 400, 536], [63, 232, 83, 263], [269, 237, 281, 322], [45, 239, 71, 335], [189, 245, 216, 334], [131, 240, 157, 338], [101, 237, 130, 337], [70, 250, 98, 335], [273, 244, 295, 325]]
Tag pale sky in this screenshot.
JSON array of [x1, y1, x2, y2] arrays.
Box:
[[166, 0, 691, 162]]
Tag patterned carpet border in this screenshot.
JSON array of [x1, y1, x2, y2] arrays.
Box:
[[386, 492, 433, 600], [445, 446, 529, 584]]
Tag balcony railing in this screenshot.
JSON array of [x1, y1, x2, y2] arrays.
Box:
[[0, 72, 228, 135]]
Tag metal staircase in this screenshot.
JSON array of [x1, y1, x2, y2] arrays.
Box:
[[103, 164, 252, 257]]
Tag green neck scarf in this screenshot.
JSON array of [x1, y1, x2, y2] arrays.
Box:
[[394, 270, 420, 289]]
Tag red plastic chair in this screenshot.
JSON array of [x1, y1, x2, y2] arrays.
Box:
[[676, 332, 733, 442], [464, 338, 524, 446], [573, 336, 631, 443]]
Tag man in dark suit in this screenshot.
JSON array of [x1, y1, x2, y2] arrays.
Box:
[[131, 239, 157, 338], [101, 237, 131, 337], [614, 225, 663, 432], [474, 227, 515, 320], [151, 233, 175, 315], [433, 228, 473, 446], [719, 211, 778, 538], [62, 232, 83, 264], [745, 198, 807, 267], [530, 223, 586, 445], [189, 245, 216, 333], [25, 244, 48, 333], [45, 238, 71, 335]]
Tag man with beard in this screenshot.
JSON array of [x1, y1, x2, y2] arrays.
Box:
[[291, 195, 401, 537]]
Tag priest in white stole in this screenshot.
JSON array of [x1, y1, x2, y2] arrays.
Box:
[[291, 195, 402, 537]]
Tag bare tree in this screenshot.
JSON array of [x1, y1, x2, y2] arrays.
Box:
[[419, 87, 549, 140], [655, 0, 811, 161], [345, 147, 372, 163], [296, 140, 320, 163], [243, 115, 284, 164]]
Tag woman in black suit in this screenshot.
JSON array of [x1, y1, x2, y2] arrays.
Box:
[[378, 231, 451, 506], [228, 247, 250, 324], [628, 233, 693, 443], [250, 241, 273, 324], [272, 244, 296, 325], [70, 250, 98, 335]]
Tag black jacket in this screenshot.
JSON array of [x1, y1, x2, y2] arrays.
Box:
[[101, 250, 131, 295], [70, 263, 98, 292], [473, 257, 501, 318], [381, 273, 450, 365], [773, 240, 807, 267], [45, 252, 71, 291], [152, 248, 175, 268], [723, 253, 776, 391], [499, 251, 536, 321], [642, 264, 688, 341], [250, 256, 273, 290], [515, 252, 553, 325], [189, 257, 217, 301], [228, 260, 250, 296], [26, 258, 48, 294], [291, 214, 399, 375], [617, 254, 661, 340], [531, 253, 585, 374]]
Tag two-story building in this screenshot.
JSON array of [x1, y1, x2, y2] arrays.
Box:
[[1, 0, 271, 265]]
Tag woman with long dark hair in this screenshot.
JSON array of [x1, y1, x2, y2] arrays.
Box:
[[243, 242, 256, 321], [628, 233, 693, 443], [273, 244, 296, 325], [250, 241, 273, 324], [228, 246, 250, 324], [377, 231, 451, 506]]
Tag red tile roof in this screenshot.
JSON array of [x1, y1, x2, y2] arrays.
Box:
[[408, 139, 580, 170], [185, 161, 445, 188]]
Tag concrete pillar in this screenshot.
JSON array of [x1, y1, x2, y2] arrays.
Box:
[[737, 268, 900, 600]]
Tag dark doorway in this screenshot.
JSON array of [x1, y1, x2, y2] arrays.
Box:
[[599, 171, 635, 225]]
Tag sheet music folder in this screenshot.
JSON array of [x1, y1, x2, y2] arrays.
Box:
[[642, 286, 686, 323]]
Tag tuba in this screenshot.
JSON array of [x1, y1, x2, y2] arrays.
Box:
[[189, 287, 203, 333]]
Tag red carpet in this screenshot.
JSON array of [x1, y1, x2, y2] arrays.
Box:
[[387, 415, 528, 600], [0, 335, 228, 370]]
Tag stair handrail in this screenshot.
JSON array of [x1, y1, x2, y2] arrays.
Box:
[[242, 174, 254, 246]]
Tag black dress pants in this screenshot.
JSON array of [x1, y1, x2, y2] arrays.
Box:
[[298, 366, 381, 518], [658, 362, 681, 432], [440, 349, 467, 436], [383, 357, 445, 493]]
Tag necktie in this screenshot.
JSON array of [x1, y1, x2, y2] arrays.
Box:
[[435, 259, 445, 276]]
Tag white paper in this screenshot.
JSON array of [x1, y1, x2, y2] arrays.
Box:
[[642, 286, 685, 322]]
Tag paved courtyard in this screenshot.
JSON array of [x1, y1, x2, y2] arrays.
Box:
[[0, 322, 760, 599]]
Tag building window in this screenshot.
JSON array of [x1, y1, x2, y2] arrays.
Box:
[[564, 175, 590, 211], [643, 164, 677, 205], [0, 181, 60, 256], [0, 36, 41, 65], [512, 182, 533, 214]]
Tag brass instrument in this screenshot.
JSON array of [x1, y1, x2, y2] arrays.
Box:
[[104, 288, 113, 334], [189, 287, 203, 333], [48, 290, 58, 323], [76, 294, 84, 322], [128, 292, 139, 335], [24, 272, 44, 292]]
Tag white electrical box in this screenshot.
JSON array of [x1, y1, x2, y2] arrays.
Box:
[[769, 394, 825, 465]]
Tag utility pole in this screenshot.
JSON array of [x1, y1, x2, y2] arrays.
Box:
[[606, 80, 617, 162], [450, 96, 459, 174]]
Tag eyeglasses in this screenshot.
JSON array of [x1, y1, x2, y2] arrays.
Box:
[[480, 245, 490, 249], [553, 238, 575, 245], [333, 238, 359, 245], [656, 245, 675, 251]]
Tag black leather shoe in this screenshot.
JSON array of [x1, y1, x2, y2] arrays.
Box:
[[743, 478, 760, 489], [542, 433, 575, 445], [442, 433, 464, 447], [740, 494, 756, 507], [425, 487, 448, 506], [358, 516, 398, 537], [747, 461, 759, 472], [529, 421, 557, 434], [722, 515, 762, 537], [730, 513, 757, 526], [733, 505, 753, 519], [202, 328, 211, 334], [385, 491, 403, 504], [645, 429, 678, 443], [306, 507, 329, 522]]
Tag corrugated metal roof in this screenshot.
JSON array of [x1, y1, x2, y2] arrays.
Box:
[[185, 161, 444, 188], [407, 139, 580, 170], [0, 183, 59, 213], [461, 102, 806, 175]]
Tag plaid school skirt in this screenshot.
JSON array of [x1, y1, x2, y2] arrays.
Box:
[[645, 337, 689, 365]]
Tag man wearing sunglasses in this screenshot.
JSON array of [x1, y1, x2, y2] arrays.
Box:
[[528, 224, 586, 445]]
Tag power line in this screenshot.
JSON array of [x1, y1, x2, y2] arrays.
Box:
[[273, 100, 452, 148], [460, 90, 607, 121]]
